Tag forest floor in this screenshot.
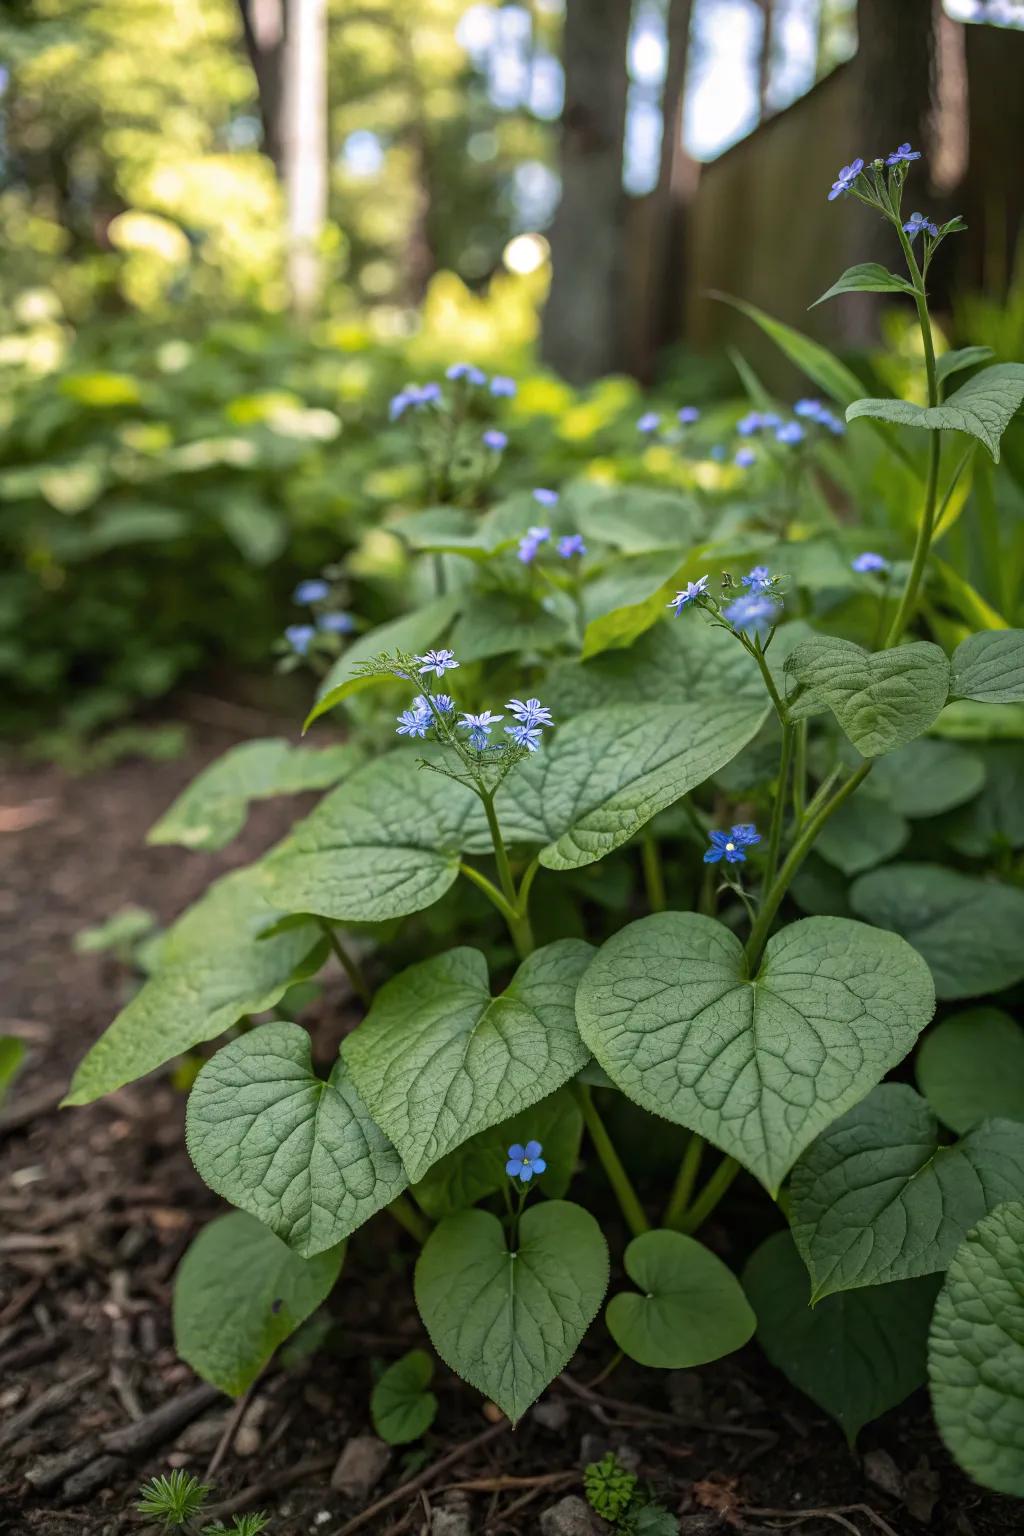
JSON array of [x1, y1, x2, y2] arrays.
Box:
[[0, 697, 1020, 1536]]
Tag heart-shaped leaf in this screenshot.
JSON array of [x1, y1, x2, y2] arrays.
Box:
[[851, 863, 1024, 1000], [744, 1231, 939, 1445], [186, 1022, 408, 1257], [847, 363, 1024, 462], [371, 1349, 438, 1445], [606, 1229, 755, 1368], [785, 635, 950, 756], [173, 1212, 343, 1396], [949, 630, 1024, 704], [344, 941, 592, 1182], [575, 912, 935, 1194], [414, 1201, 608, 1423], [811, 263, 917, 308], [929, 1202, 1024, 1495], [916, 1009, 1024, 1134], [790, 1083, 1024, 1299]]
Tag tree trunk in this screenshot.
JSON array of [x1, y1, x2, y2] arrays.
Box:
[[237, 0, 287, 174], [281, 0, 328, 317], [757, 0, 776, 119], [540, 0, 632, 384]]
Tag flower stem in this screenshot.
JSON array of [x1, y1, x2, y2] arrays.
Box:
[[764, 723, 795, 890], [387, 1194, 431, 1245], [678, 1155, 741, 1235], [318, 920, 371, 1008], [749, 636, 788, 723], [479, 788, 534, 958], [572, 1082, 650, 1237], [641, 832, 667, 913], [459, 861, 519, 925], [663, 1133, 704, 1230], [791, 719, 808, 827]]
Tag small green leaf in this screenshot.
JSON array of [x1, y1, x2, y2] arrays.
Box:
[[148, 740, 359, 851], [811, 263, 917, 308], [344, 942, 592, 1182], [606, 1229, 755, 1367], [929, 1202, 1024, 1495], [785, 635, 950, 756], [790, 1083, 1024, 1298], [0, 1035, 26, 1106], [949, 630, 1024, 703], [936, 346, 995, 388], [371, 1349, 438, 1444], [306, 594, 461, 726], [847, 364, 1024, 462], [916, 1009, 1024, 1134], [186, 1023, 408, 1257], [173, 1212, 343, 1396], [575, 913, 934, 1194], [850, 863, 1024, 999], [414, 1201, 608, 1423], [744, 1231, 939, 1444]]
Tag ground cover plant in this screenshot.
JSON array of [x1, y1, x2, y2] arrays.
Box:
[[66, 145, 1024, 1504]]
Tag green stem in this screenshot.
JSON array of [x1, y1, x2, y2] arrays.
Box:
[[764, 723, 795, 891], [679, 1156, 741, 1235], [387, 1194, 430, 1245], [663, 1133, 704, 1230], [641, 832, 667, 913], [791, 719, 808, 828], [318, 921, 371, 1008], [479, 789, 534, 958], [750, 637, 788, 723], [459, 861, 519, 926], [572, 1082, 650, 1238], [744, 761, 873, 968]]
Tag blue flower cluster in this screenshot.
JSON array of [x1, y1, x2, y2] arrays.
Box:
[[389, 382, 442, 421], [389, 366, 517, 454], [284, 577, 355, 654], [393, 656, 554, 756], [794, 398, 845, 434], [852, 551, 890, 574], [506, 1139, 546, 1182], [826, 144, 944, 239], [396, 694, 454, 738], [903, 211, 939, 241], [518, 496, 587, 564], [723, 594, 779, 637], [636, 406, 701, 436], [704, 824, 761, 865], [668, 566, 784, 639]]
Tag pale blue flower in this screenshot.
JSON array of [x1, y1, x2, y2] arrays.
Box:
[[794, 398, 824, 419], [677, 406, 700, 425], [904, 211, 939, 240], [427, 693, 455, 714], [518, 525, 551, 564], [506, 697, 553, 728], [667, 576, 709, 615], [742, 565, 771, 593], [704, 823, 761, 865], [724, 594, 779, 637], [396, 699, 431, 737], [389, 382, 440, 420], [416, 648, 459, 677], [505, 723, 543, 751], [637, 412, 661, 434], [776, 421, 806, 446], [318, 611, 354, 633], [887, 142, 922, 166], [828, 157, 864, 201], [293, 578, 329, 604], [558, 534, 586, 558], [533, 488, 559, 507], [285, 624, 315, 655], [506, 1140, 546, 1182], [483, 429, 508, 451], [459, 709, 504, 749], [737, 412, 764, 437], [490, 375, 517, 398], [446, 362, 487, 385], [735, 447, 756, 469], [852, 551, 890, 574]]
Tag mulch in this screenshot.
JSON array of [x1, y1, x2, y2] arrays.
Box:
[[0, 698, 1020, 1536]]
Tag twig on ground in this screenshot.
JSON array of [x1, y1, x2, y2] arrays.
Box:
[[205, 1369, 265, 1480], [558, 1372, 774, 1441], [330, 1422, 510, 1536], [746, 1503, 901, 1536], [0, 1365, 101, 1450]]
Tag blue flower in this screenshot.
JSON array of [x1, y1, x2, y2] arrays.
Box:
[[318, 611, 354, 633], [533, 488, 559, 507], [505, 723, 543, 751], [637, 412, 661, 434], [677, 406, 700, 425], [427, 693, 455, 714], [416, 648, 459, 677], [558, 533, 587, 558], [852, 551, 890, 574], [490, 375, 517, 398], [667, 576, 709, 615], [742, 565, 772, 593], [704, 823, 761, 865], [293, 578, 329, 604], [723, 594, 780, 637], [887, 142, 922, 166], [904, 211, 939, 240], [737, 412, 764, 437], [794, 398, 824, 419], [459, 709, 504, 749], [446, 362, 487, 385], [506, 697, 553, 728], [506, 1140, 546, 1182], [735, 447, 756, 469], [396, 704, 431, 738], [776, 421, 806, 446], [284, 624, 315, 655], [817, 409, 846, 435], [518, 525, 551, 564], [389, 382, 441, 420], [483, 428, 508, 452], [828, 157, 865, 201]]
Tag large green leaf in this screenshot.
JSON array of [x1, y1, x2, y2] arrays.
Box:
[[944, 745, 1024, 856], [450, 591, 570, 663], [929, 1202, 1024, 1495], [148, 739, 359, 851], [173, 1212, 343, 1396], [868, 737, 985, 818], [715, 294, 867, 408], [344, 942, 592, 1182], [579, 552, 687, 659], [370, 1350, 438, 1445], [916, 1009, 1024, 1135], [847, 364, 1024, 463], [850, 863, 1024, 999], [414, 1201, 608, 1423], [411, 1087, 582, 1220], [186, 1022, 408, 1257], [744, 1231, 939, 1444], [606, 1230, 755, 1368], [575, 913, 934, 1194], [64, 864, 322, 1106], [814, 796, 908, 876], [785, 636, 950, 756], [574, 485, 697, 554], [306, 594, 462, 726], [790, 1083, 1024, 1299], [811, 263, 917, 309], [949, 630, 1024, 703]]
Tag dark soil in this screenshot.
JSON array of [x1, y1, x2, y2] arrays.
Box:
[[0, 701, 1020, 1536]]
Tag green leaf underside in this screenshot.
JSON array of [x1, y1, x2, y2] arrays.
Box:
[[575, 913, 935, 1194], [414, 1202, 609, 1423], [949, 631, 1024, 704], [785, 636, 950, 756], [344, 942, 592, 1183], [411, 1087, 582, 1220], [744, 1231, 939, 1444], [850, 863, 1024, 1000], [929, 1202, 1024, 1496], [847, 363, 1024, 462], [173, 1212, 343, 1396], [916, 1009, 1024, 1135], [186, 1022, 408, 1258], [811, 263, 917, 308], [370, 1350, 438, 1445], [148, 739, 359, 851], [790, 1083, 1024, 1299], [606, 1229, 756, 1368], [65, 864, 320, 1105], [306, 593, 462, 726]]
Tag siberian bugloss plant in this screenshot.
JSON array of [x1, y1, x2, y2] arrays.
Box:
[[66, 146, 1024, 1496]]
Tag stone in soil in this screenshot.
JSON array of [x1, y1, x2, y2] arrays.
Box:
[[330, 1433, 391, 1498]]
